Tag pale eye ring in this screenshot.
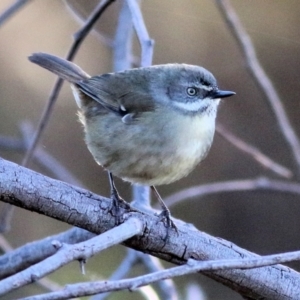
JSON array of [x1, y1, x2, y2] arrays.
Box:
[[186, 87, 197, 96]]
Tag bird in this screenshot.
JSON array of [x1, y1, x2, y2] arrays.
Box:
[[29, 52, 235, 230]]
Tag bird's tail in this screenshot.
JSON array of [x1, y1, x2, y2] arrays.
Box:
[[29, 53, 90, 82]]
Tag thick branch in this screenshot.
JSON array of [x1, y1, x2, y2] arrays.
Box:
[[1, 157, 300, 299]]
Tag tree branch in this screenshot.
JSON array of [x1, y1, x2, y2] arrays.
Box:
[[0, 227, 94, 279], [0, 217, 143, 296], [22, 0, 116, 166], [22, 251, 300, 300], [1, 157, 300, 299], [163, 177, 300, 209], [216, 124, 293, 179], [215, 0, 300, 174], [0, 0, 32, 26]]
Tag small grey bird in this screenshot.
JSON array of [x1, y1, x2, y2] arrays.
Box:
[[29, 53, 235, 230]]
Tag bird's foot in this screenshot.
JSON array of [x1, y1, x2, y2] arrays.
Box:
[[157, 207, 178, 239], [110, 188, 130, 225]]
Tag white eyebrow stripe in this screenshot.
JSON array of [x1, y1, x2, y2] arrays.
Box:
[[200, 85, 213, 91], [173, 98, 220, 112], [173, 100, 206, 112]]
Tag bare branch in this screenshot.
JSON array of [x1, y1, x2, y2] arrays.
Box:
[[216, 124, 293, 178], [0, 234, 12, 252], [0, 135, 23, 149], [64, 0, 114, 47], [0, 0, 32, 26], [163, 177, 300, 209], [20, 121, 83, 186], [1, 157, 300, 299], [0, 217, 143, 296], [0, 227, 94, 280], [113, 0, 134, 71], [0, 202, 14, 233], [136, 252, 178, 300], [0, 230, 62, 292], [126, 0, 154, 67], [186, 283, 207, 300], [22, 0, 115, 166], [119, 0, 155, 208], [0, 132, 82, 187], [0, 125, 83, 231], [91, 249, 138, 300], [215, 0, 300, 173], [4, 0, 116, 238], [22, 251, 300, 300], [37, 278, 61, 293]]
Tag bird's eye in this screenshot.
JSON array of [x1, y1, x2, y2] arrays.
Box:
[[186, 87, 197, 96]]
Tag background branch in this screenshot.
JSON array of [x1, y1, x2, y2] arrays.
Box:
[[0, 0, 31, 26], [163, 177, 300, 209], [22, 0, 115, 166], [215, 0, 300, 174], [216, 124, 293, 178]]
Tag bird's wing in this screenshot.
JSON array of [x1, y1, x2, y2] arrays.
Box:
[[76, 73, 155, 121]]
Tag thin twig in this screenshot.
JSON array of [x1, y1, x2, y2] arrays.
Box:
[[0, 203, 14, 233], [0, 234, 13, 252], [21, 78, 63, 166], [0, 217, 143, 296], [126, 0, 154, 67], [163, 177, 300, 209], [0, 132, 82, 187], [15, 0, 115, 235], [0, 227, 94, 280], [0, 136, 23, 149], [64, 0, 114, 47], [113, 0, 134, 72], [20, 121, 83, 186], [91, 249, 138, 300], [22, 0, 115, 167], [136, 252, 178, 300], [215, 0, 300, 174], [186, 284, 207, 300], [0, 0, 32, 26], [216, 124, 293, 178], [37, 278, 61, 293], [124, 0, 154, 207], [22, 250, 300, 300]]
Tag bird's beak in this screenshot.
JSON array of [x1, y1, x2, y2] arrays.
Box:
[[211, 90, 236, 99]]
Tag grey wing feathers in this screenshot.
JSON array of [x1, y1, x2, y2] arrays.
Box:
[[77, 75, 156, 118], [77, 79, 120, 114]]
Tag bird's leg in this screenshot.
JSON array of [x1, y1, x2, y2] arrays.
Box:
[[108, 172, 130, 223], [151, 186, 178, 233]]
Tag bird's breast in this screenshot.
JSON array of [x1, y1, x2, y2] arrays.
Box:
[[155, 111, 216, 184], [83, 107, 217, 186]]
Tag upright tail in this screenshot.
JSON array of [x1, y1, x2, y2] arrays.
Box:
[[28, 53, 90, 82]]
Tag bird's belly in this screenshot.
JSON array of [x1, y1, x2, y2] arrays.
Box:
[[84, 110, 216, 186], [118, 134, 213, 185]]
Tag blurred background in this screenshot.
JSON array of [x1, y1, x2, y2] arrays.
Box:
[[1, 0, 300, 299]]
